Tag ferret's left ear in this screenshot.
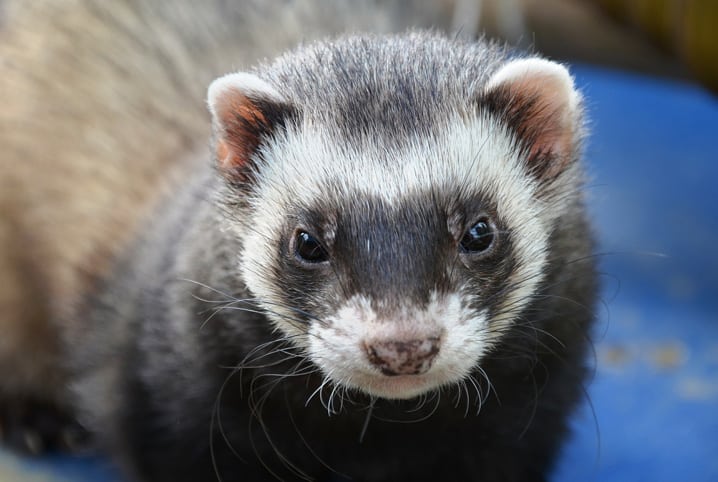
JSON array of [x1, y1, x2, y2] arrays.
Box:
[[483, 58, 582, 181], [207, 73, 297, 183]]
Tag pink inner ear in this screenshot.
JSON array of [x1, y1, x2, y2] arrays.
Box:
[[524, 83, 573, 174], [213, 88, 268, 174], [519, 75, 573, 167], [215, 139, 233, 171], [487, 59, 579, 180]]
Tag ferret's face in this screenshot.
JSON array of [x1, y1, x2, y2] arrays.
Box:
[[237, 119, 554, 400], [208, 47, 581, 400]]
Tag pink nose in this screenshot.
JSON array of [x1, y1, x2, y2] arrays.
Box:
[[364, 337, 441, 376]]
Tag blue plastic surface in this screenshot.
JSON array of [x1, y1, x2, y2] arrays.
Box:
[[2, 64, 717, 481], [553, 65, 718, 482]]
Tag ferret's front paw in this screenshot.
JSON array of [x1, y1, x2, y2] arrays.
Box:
[[0, 398, 89, 455]]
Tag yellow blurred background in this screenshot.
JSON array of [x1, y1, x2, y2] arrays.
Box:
[[452, 0, 717, 91]]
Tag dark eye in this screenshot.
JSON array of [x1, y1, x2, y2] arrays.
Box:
[[294, 231, 329, 263], [459, 219, 495, 253]]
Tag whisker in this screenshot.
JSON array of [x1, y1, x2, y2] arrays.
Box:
[[359, 396, 377, 443], [283, 389, 352, 479]]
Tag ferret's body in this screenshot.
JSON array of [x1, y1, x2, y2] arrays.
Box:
[[78, 169, 595, 482], [1, 2, 596, 481]]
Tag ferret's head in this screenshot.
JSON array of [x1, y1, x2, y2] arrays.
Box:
[[207, 34, 584, 400]]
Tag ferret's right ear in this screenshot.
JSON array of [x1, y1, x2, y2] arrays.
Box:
[[207, 73, 296, 182]]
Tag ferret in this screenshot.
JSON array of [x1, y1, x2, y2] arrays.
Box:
[[0, 2, 597, 481]]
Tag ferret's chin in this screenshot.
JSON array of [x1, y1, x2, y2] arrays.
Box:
[[347, 373, 444, 400]]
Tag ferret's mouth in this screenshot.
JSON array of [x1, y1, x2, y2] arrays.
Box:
[[347, 372, 446, 400], [306, 294, 490, 401]]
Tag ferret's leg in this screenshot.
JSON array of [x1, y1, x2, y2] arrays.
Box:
[[0, 397, 88, 454]]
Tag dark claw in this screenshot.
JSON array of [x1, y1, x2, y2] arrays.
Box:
[[0, 397, 90, 455]]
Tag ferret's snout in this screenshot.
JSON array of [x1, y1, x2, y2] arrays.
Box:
[[364, 337, 441, 376]]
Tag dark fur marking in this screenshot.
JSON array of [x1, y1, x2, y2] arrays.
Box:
[[268, 190, 516, 322]]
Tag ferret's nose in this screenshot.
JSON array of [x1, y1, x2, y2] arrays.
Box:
[[364, 337, 440, 376]]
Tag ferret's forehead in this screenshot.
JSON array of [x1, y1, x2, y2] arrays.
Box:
[[257, 111, 538, 222], [253, 35, 537, 212], [259, 33, 504, 146]]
